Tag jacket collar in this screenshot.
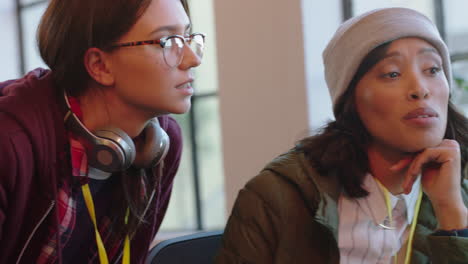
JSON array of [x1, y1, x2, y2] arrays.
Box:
[[263, 150, 341, 241]]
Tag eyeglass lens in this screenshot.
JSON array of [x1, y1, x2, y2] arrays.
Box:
[[163, 35, 205, 67]]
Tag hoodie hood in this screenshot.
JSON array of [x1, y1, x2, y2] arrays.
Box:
[[0, 68, 68, 193]]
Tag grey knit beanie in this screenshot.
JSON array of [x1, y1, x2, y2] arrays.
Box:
[[323, 7, 451, 111]]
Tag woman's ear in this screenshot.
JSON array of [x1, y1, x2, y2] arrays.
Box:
[[84, 47, 115, 86]]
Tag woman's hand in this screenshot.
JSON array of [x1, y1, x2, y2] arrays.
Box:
[[393, 139, 467, 229]]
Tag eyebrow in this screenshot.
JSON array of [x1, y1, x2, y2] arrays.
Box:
[[381, 51, 402, 60], [148, 24, 191, 37]]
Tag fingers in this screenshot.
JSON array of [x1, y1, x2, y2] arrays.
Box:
[[402, 139, 460, 194], [402, 150, 439, 194], [389, 156, 414, 172]]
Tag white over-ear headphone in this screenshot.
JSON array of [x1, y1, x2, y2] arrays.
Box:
[[63, 92, 170, 172]]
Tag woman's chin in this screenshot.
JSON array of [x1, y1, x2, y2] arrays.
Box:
[[174, 104, 191, 114], [155, 101, 191, 115], [400, 138, 444, 153]]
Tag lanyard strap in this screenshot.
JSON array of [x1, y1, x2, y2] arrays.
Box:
[[404, 189, 423, 264], [82, 184, 131, 264], [376, 180, 422, 264]]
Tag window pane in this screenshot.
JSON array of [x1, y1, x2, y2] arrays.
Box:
[[193, 97, 225, 230], [22, 2, 48, 72], [159, 113, 197, 231], [443, 0, 468, 114], [353, 0, 435, 21], [0, 0, 20, 80], [451, 60, 468, 115], [20, 0, 48, 6], [444, 0, 468, 54], [188, 0, 218, 95]]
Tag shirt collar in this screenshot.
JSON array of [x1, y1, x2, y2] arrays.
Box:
[[357, 173, 421, 226], [399, 176, 421, 224]]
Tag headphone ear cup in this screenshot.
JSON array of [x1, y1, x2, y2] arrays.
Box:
[[133, 118, 170, 168], [62, 91, 138, 172], [89, 127, 136, 172]]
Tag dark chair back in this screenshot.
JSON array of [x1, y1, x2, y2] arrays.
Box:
[[146, 230, 223, 264]]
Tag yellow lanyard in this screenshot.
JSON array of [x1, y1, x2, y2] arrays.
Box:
[[82, 184, 131, 264], [376, 180, 423, 264]]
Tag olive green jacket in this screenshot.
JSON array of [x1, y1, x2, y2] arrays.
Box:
[[216, 150, 468, 264]]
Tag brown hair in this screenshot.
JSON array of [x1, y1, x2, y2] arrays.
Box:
[[297, 42, 468, 198], [37, 0, 190, 238], [38, 0, 153, 96]]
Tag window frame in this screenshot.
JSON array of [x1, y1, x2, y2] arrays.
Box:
[[341, 0, 446, 39]]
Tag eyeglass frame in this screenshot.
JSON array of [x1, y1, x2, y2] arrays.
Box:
[[108, 32, 206, 67]]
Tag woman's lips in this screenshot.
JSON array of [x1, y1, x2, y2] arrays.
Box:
[[175, 81, 194, 95], [403, 107, 438, 127]]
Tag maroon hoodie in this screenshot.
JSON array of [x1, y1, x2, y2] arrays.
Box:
[[0, 69, 182, 263]]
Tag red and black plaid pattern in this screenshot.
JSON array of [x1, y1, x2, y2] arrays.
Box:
[[37, 96, 122, 263]]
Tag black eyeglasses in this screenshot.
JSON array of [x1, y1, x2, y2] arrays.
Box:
[[110, 33, 206, 68]]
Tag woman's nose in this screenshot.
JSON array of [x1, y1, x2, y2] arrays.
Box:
[[407, 75, 430, 100], [178, 44, 202, 70], [409, 90, 429, 100]]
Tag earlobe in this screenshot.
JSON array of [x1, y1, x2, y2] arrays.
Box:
[[84, 47, 115, 86]]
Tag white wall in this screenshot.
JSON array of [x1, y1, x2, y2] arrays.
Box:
[[214, 0, 311, 212], [0, 0, 20, 81]]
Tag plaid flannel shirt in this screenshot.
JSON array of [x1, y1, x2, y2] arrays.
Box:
[[37, 97, 123, 263]]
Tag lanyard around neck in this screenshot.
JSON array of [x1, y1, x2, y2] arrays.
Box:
[[82, 184, 131, 264], [375, 179, 423, 264]]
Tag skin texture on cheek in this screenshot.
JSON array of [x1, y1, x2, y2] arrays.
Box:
[[356, 85, 393, 134], [358, 86, 380, 115], [357, 90, 400, 153]]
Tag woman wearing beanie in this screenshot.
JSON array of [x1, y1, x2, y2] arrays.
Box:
[[216, 7, 468, 264]]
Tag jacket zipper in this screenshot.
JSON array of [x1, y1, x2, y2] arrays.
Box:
[[16, 200, 56, 264]]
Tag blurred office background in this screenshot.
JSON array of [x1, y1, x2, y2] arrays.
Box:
[[1, 0, 467, 237]]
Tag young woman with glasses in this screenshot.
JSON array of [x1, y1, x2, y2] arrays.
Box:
[[217, 8, 468, 264], [0, 0, 205, 263]]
